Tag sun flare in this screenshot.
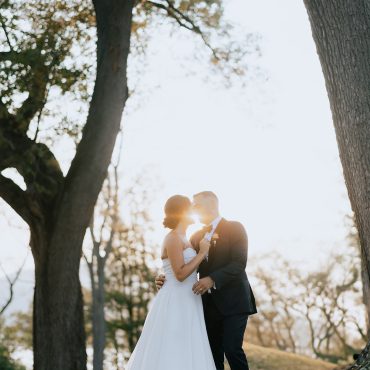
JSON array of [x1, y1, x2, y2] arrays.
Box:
[[191, 213, 200, 224]]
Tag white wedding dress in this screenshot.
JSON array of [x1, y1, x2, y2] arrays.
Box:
[[126, 247, 216, 370]]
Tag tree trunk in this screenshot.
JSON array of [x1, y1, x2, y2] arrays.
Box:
[[303, 0, 370, 365], [33, 232, 87, 370], [92, 257, 106, 370], [30, 1, 135, 369]]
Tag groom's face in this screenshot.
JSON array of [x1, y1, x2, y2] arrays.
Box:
[[192, 195, 212, 224]]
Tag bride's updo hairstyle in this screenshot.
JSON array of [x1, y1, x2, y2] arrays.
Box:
[[163, 195, 191, 229]]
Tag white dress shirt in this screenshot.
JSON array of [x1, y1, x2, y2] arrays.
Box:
[[204, 215, 222, 242]]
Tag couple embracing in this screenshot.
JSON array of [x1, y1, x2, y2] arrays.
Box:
[[126, 191, 257, 370]]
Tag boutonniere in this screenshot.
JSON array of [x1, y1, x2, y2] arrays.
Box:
[[211, 233, 219, 246]]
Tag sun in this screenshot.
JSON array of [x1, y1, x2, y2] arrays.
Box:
[[191, 213, 200, 224]]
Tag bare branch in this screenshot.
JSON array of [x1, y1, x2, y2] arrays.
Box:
[[0, 251, 28, 315], [0, 14, 13, 51], [147, 0, 220, 61]]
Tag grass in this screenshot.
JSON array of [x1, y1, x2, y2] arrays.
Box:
[[225, 343, 336, 370]]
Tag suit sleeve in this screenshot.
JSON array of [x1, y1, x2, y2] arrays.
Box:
[[209, 222, 248, 290]]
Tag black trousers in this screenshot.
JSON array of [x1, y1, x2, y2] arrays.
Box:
[[204, 297, 249, 370]]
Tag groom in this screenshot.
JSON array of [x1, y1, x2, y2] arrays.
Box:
[[156, 191, 257, 370]]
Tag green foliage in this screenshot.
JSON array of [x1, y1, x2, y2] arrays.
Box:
[[0, 0, 94, 108], [0, 309, 32, 370], [0, 345, 26, 370], [0, 0, 95, 207], [1, 310, 33, 353]]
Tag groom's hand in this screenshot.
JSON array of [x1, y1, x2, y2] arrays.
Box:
[[192, 277, 214, 295], [155, 274, 166, 290]]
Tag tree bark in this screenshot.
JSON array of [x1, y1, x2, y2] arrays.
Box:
[[303, 0, 370, 365], [32, 224, 88, 370]]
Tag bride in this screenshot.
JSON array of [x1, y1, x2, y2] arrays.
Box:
[[126, 195, 216, 370]]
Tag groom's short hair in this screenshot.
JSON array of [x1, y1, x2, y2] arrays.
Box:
[[193, 191, 218, 203]]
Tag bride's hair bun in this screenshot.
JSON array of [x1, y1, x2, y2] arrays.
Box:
[[163, 216, 178, 229], [163, 195, 191, 230]]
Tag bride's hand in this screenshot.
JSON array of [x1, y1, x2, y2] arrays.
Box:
[[199, 238, 211, 255], [155, 274, 166, 290]]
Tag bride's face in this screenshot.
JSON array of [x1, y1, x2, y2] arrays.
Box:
[[181, 208, 195, 226], [192, 205, 203, 220]]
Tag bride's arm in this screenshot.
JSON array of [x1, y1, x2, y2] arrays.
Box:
[[165, 234, 210, 282]]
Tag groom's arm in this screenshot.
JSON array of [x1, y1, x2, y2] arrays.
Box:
[[208, 222, 248, 290]]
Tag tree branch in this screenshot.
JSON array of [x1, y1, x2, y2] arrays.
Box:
[[0, 97, 15, 126], [0, 13, 13, 51], [0, 124, 64, 205], [0, 49, 50, 132], [0, 49, 39, 65], [0, 252, 28, 315], [0, 174, 31, 224], [83, 252, 96, 291], [15, 67, 49, 133], [147, 0, 220, 61]]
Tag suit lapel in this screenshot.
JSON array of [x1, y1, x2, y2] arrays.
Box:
[[213, 217, 226, 235]]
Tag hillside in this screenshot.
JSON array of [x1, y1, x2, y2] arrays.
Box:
[[225, 343, 336, 370]]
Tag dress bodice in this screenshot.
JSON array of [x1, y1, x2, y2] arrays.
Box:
[[162, 247, 197, 285]]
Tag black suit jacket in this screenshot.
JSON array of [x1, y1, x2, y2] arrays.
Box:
[[190, 218, 257, 316]]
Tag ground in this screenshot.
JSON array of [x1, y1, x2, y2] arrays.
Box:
[[225, 342, 336, 370]]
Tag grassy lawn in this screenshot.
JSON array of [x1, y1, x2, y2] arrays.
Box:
[[225, 343, 336, 370]]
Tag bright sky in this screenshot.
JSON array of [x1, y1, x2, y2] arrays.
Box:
[[119, 0, 352, 265], [0, 0, 352, 282]]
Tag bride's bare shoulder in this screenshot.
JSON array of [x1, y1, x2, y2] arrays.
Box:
[[163, 231, 182, 247]]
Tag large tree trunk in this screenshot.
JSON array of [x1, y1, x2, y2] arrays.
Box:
[[303, 0, 370, 366], [33, 233, 87, 370], [30, 1, 135, 369]]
